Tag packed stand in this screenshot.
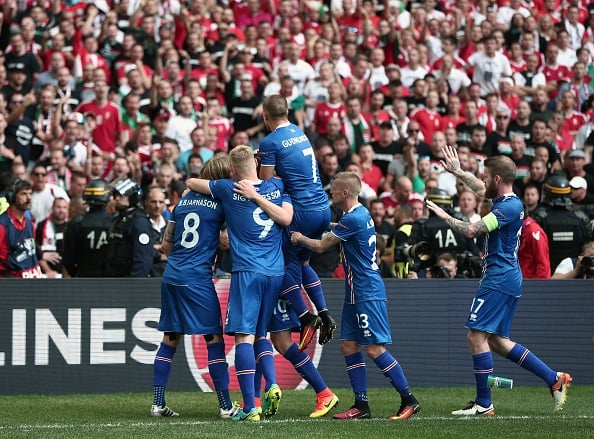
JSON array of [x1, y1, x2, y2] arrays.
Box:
[[2, 0, 594, 279]]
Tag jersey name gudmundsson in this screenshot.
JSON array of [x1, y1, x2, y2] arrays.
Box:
[[281, 134, 309, 148]]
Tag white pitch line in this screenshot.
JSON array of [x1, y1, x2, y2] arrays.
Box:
[[2, 415, 594, 430]]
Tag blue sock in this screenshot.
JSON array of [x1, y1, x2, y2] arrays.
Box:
[[473, 352, 493, 408], [254, 338, 276, 392], [283, 343, 327, 393], [507, 343, 558, 386], [302, 264, 328, 312], [279, 272, 309, 317], [235, 343, 256, 412], [373, 351, 411, 399], [345, 352, 368, 402], [254, 360, 263, 400], [207, 342, 231, 410], [153, 343, 176, 407]]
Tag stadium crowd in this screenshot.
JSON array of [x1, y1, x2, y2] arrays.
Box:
[[1, 0, 594, 279]]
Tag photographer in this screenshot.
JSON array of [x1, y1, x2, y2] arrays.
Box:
[[408, 188, 480, 275], [551, 241, 594, 279], [427, 252, 458, 279]]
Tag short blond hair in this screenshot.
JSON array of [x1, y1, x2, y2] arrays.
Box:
[[333, 171, 361, 198], [229, 145, 255, 174]]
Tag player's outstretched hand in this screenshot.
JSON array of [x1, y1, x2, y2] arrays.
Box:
[[440, 145, 462, 176], [425, 199, 449, 221]]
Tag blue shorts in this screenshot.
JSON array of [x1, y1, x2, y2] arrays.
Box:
[[340, 300, 392, 345], [268, 298, 300, 333], [158, 282, 223, 335], [465, 288, 518, 337], [284, 207, 331, 283], [225, 271, 282, 337]]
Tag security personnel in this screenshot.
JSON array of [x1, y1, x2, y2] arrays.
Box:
[[409, 188, 479, 271], [62, 179, 113, 277], [533, 174, 589, 270], [0, 179, 43, 278], [105, 178, 153, 277]]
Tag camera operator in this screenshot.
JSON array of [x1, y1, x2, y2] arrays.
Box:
[[427, 252, 459, 279], [408, 188, 480, 276], [551, 241, 594, 279]]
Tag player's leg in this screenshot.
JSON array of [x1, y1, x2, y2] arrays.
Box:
[[278, 265, 321, 352], [269, 301, 339, 418], [254, 337, 282, 417], [488, 296, 572, 412], [452, 290, 504, 416], [332, 304, 371, 420], [362, 300, 419, 420], [299, 208, 336, 344], [151, 332, 180, 417], [206, 334, 238, 419], [152, 282, 183, 417], [226, 272, 262, 421]]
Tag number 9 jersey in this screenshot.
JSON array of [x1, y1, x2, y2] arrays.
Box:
[[162, 191, 225, 283], [209, 178, 290, 276]]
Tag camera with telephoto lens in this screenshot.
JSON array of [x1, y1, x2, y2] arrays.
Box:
[[580, 255, 594, 278], [394, 241, 432, 262], [457, 251, 483, 278]]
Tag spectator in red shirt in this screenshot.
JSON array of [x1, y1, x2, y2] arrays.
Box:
[[519, 214, 551, 278]]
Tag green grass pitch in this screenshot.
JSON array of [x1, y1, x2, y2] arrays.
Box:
[[1, 386, 593, 438]]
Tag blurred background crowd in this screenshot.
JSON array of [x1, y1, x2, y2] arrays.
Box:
[[1, 0, 594, 280]]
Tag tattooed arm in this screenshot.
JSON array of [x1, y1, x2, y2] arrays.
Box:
[[440, 145, 486, 198], [446, 216, 489, 238], [426, 199, 490, 238]]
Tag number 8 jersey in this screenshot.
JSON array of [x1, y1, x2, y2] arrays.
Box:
[[162, 191, 225, 283]]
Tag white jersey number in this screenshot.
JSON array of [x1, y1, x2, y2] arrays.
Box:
[[180, 212, 200, 248], [302, 147, 318, 183], [253, 207, 275, 238]]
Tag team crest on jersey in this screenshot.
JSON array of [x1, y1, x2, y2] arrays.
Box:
[[185, 279, 324, 391]]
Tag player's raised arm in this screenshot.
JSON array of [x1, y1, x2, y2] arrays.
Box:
[[441, 145, 486, 198]]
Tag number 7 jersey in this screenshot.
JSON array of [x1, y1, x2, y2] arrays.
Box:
[[259, 123, 328, 211]]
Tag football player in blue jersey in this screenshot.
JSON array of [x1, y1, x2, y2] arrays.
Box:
[[259, 94, 336, 352], [291, 172, 420, 421], [151, 157, 237, 419], [426, 145, 572, 415], [151, 157, 238, 419], [236, 180, 340, 419], [187, 145, 293, 422]]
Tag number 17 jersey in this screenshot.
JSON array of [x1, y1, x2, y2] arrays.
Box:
[[259, 123, 328, 211]]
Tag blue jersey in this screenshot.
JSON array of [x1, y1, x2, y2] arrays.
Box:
[[209, 178, 288, 276], [259, 123, 328, 211], [162, 192, 224, 283], [479, 193, 524, 297], [331, 204, 387, 304]]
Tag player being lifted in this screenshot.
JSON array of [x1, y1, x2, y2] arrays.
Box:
[[259, 94, 336, 352]]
